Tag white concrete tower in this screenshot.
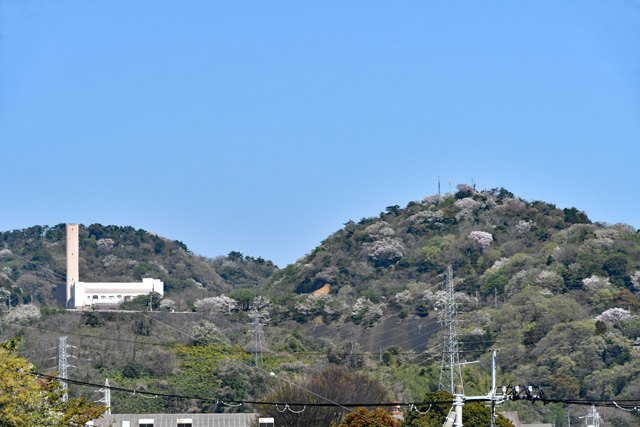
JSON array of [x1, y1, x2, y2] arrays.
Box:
[[66, 224, 79, 308]]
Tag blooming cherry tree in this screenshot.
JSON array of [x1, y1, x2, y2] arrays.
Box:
[[469, 231, 493, 249]]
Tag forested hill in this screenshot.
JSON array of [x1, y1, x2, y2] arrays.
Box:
[[2, 186, 640, 425], [0, 224, 277, 308], [264, 185, 640, 309]]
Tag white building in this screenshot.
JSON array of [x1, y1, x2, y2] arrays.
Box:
[[71, 278, 164, 309], [66, 224, 164, 309]]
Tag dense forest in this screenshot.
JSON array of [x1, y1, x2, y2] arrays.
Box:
[[1, 186, 639, 426]]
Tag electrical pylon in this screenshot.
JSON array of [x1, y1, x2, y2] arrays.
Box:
[[438, 265, 464, 395], [579, 405, 601, 427], [98, 379, 111, 414], [249, 309, 264, 366], [58, 336, 72, 402]]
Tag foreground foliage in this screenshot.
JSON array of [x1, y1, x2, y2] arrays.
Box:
[[0, 339, 106, 427]]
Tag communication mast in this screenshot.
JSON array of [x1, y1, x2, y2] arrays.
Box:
[[438, 265, 464, 394]]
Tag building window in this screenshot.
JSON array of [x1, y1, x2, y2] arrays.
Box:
[[109, 296, 114, 300], [101, 296, 106, 299], [93, 295, 98, 299], [117, 295, 122, 299], [177, 420, 193, 427], [139, 420, 154, 427]]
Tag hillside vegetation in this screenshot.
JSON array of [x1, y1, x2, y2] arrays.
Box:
[[1, 186, 639, 426]]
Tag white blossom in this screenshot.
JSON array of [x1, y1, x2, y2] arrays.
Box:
[[595, 229, 619, 240], [469, 231, 493, 249], [631, 271, 640, 290], [491, 257, 509, 270], [159, 299, 176, 311], [96, 238, 115, 251], [251, 296, 270, 311], [595, 308, 636, 323], [5, 304, 41, 323], [582, 275, 611, 292], [536, 270, 563, 293], [454, 198, 482, 221], [409, 209, 444, 225], [0, 248, 12, 258], [351, 297, 385, 323], [422, 194, 443, 206], [395, 290, 411, 305], [365, 237, 405, 263], [365, 222, 395, 239], [515, 220, 532, 234], [194, 295, 237, 314]]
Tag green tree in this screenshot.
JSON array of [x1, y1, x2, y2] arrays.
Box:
[[0, 338, 106, 426], [338, 407, 400, 427]]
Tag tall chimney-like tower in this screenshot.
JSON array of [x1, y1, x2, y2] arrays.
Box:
[[66, 224, 79, 308]]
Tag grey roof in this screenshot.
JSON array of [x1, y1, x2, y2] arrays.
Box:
[[91, 413, 256, 427]]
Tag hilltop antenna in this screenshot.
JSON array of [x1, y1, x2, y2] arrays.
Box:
[[438, 265, 464, 394], [438, 176, 441, 196], [249, 309, 265, 367]]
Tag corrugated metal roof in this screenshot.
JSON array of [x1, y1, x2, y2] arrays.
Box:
[[91, 413, 256, 427]]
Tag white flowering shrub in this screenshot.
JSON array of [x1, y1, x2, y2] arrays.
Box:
[[422, 194, 443, 206], [504, 270, 531, 297], [631, 271, 640, 290], [395, 290, 411, 305], [191, 320, 227, 345], [469, 327, 487, 336], [96, 238, 115, 251], [194, 295, 237, 314], [535, 270, 564, 293], [454, 198, 482, 222], [365, 222, 395, 239], [595, 308, 636, 323], [159, 299, 176, 311], [408, 209, 444, 225], [5, 304, 41, 323], [251, 296, 270, 311], [469, 231, 493, 249], [515, 220, 532, 234], [364, 237, 405, 264], [350, 297, 385, 325], [0, 248, 12, 258], [491, 257, 509, 270], [582, 275, 611, 292]]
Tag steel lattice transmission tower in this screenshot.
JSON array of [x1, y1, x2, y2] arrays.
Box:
[[249, 309, 265, 367], [438, 265, 464, 394], [98, 379, 111, 415], [58, 336, 72, 402]]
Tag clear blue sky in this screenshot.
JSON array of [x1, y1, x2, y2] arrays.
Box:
[[1, 1, 639, 267]]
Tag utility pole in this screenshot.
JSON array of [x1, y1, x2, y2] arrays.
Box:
[[58, 336, 72, 402], [439, 265, 464, 395], [249, 309, 264, 367]]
